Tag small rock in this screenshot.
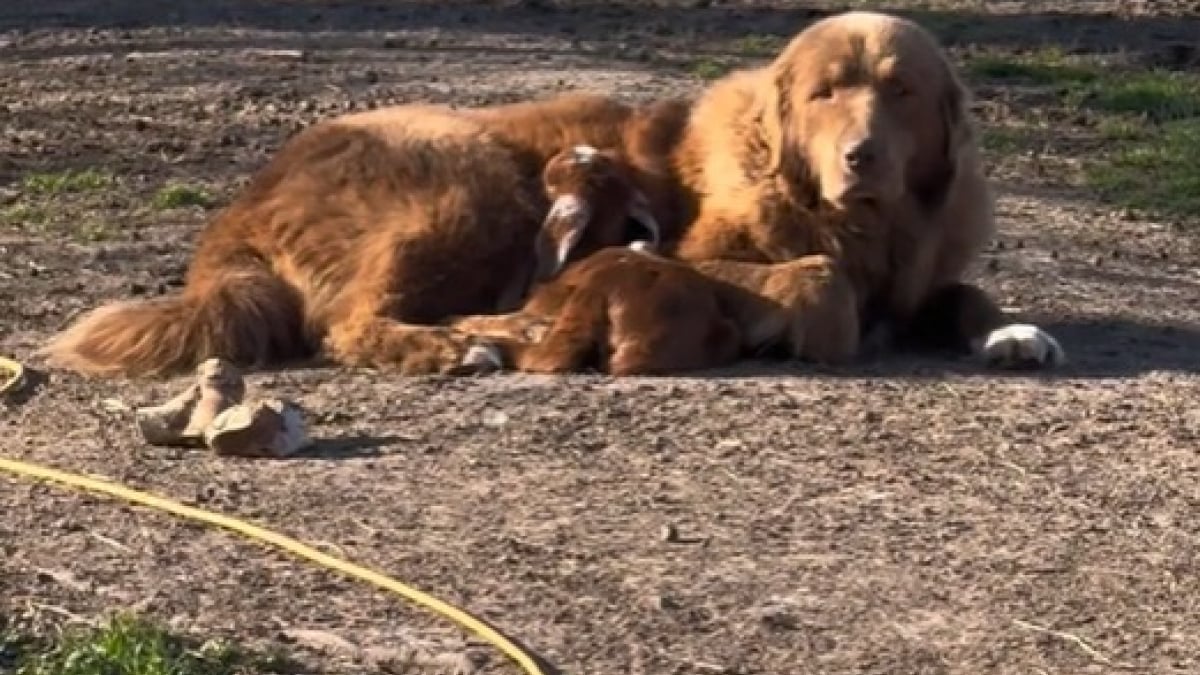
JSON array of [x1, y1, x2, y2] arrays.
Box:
[[654, 594, 679, 611], [100, 398, 132, 413], [660, 523, 680, 543], [481, 409, 509, 427]]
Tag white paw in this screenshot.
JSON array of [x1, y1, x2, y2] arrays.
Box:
[[461, 343, 505, 372], [977, 323, 1065, 369]]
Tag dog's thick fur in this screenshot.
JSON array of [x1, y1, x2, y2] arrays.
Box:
[[42, 96, 690, 377], [42, 11, 1060, 378]]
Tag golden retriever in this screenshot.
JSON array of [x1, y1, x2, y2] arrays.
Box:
[[41, 10, 1062, 379], [666, 10, 1064, 367]]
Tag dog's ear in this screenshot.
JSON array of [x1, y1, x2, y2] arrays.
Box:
[[757, 62, 817, 204], [913, 67, 972, 211]]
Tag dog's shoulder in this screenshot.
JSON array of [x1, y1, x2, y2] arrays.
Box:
[[674, 69, 767, 186]]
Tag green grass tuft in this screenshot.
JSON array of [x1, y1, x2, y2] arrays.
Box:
[[153, 183, 214, 210], [980, 127, 1028, 154], [966, 50, 1098, 86], [1088, 118, 1200, 220], [21, 169, 115, 195], [1084, 72, 1200, 122], [689, 57, 730, 81], [969, 49, 1200, 222], [9, 613, 296, 675], [730, 34, 784, 57]]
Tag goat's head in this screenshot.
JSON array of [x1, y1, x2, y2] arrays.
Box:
[[534, 145, 660, 281]]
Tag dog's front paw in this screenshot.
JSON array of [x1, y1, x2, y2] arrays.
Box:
[[977, 323, 1065, 369]]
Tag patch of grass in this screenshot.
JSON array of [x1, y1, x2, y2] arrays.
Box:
[[75, 219, 119, 242], [1095, 116, 1149, 141], [1088, 118, 1200, 220], [0, 202, 51, 228], [980, 126, 1029, 154], [966, 49, 1098, 87], [0, 203, 117, 242], [9, 613, 296, 675], [21, 168, 115, 195], [689, 57, 730, 81], [730, 34, 783, 57], [1084, 72, 1200, 122], [970, 48, 1200, 222], [153, 183, 214, 210]]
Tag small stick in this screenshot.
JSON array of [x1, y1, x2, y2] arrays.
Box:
[[1012, 618, 1137, 670], [25, 601, 91, 625], [88, 530, 133, 553]]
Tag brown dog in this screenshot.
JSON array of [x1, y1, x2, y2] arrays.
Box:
[[668, 11, 1064, 367], [40, 95, 690, 377], [41, 11, 1062, 379]]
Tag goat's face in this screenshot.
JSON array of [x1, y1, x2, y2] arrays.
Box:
[[534, 145, 660, 281]]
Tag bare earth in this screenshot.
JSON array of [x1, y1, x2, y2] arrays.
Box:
[[2, 2, 1199, 674]]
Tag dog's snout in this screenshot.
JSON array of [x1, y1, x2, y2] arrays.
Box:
[[843, 139, 877, 170]]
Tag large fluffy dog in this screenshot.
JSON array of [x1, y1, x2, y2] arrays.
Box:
[[42, 11, 1062, 378], [665, 10, 1063, 367], [42, 96, 689, 377]]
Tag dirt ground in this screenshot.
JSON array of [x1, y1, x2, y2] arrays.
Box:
[[3, 1, 1200, 674]]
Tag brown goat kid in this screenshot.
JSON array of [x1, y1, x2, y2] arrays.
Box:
[[450, 147, 858, 375], [454, 249, 860, 376], [492, 144, 661, 312]]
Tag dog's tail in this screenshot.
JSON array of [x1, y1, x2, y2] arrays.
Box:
[[40, 263, 309, 379]]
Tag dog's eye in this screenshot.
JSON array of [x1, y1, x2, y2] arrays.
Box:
[[809, 84, 833, 101]]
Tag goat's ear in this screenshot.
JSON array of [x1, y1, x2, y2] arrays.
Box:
[[534, 194, 590, 281], [626, 190, 661, 250]]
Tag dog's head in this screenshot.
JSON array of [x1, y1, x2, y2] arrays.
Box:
[[758, 11, 971, 211], [535, 145, 660, 280]]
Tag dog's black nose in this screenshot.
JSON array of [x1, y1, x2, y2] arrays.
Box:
[[844, 140, 876, 169]]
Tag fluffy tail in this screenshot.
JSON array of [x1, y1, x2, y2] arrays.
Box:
[[39, 268, 309, 379]]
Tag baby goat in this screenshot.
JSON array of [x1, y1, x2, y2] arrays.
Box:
[[454, 146, 861, 375], [492, 144, 659, 312]]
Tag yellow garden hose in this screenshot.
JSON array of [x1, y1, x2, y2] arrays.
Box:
[[0, 359, 547, 675], [1, 356, 25, 397]]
